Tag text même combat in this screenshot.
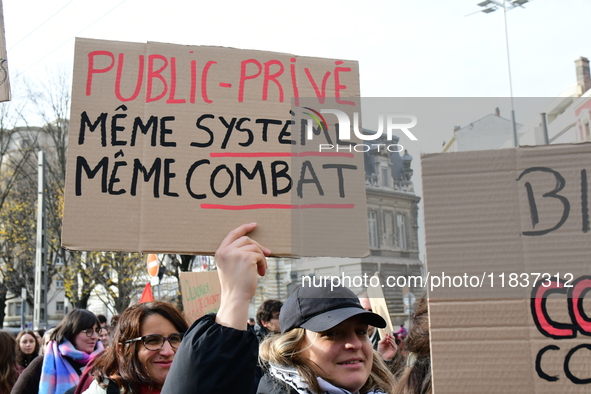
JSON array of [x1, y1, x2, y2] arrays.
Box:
[[74, 107, 372, 200]]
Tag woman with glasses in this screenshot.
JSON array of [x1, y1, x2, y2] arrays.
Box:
[[81, 301, 188, 394], [12, 309, 104, 394]]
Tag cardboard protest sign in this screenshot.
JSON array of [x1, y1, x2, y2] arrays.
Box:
[[422, 143, 591, 393], [0, 1, 10, 102], [179, 271, 221, 323], [367, 275, 394, 338], [62, 38, 368, 257]]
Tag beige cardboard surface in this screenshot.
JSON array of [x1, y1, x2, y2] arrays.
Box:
[[62, 38, 368, 256], [0, 1, 10, 102], [179, 271, 221, 323], [367, 275, 395, 338], [422, 143, 591, 393]]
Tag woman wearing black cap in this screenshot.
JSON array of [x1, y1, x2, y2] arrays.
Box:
[[161, 223, 394, 394], [258, 285, 395, 394]]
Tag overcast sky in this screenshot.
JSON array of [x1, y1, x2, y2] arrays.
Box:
[[4, 0, 590, 257], [5, 0, 590, 95], [5, 0, 590, 142]]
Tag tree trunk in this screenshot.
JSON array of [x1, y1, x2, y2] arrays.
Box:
[[0, 286, 6, 327], [75, 296, 89, 310]]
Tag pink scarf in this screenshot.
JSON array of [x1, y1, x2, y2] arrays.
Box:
[[39, 339, 104, 394]]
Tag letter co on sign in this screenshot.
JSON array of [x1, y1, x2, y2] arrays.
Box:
[[303, 108, 418, 142], [531, 275, 591, 385]]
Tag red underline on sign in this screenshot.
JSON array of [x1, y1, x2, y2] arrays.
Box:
[[200, 204, 355, 210], [209, 152, 355, 158]]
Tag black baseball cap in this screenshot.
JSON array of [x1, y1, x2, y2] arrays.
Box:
[[280, 285, 387, 334]]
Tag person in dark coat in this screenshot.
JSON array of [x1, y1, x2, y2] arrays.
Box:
[[161, 223, 270, 394], [16, 330, 40, 368], [161, 223, 396, 394], [255, 300, 283, 341], [248, 318, 257, 332]]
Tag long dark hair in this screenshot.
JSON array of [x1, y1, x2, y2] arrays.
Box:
[[15, 330, 40, 367], [89, 301, 188, 393], [50, 309, 101, 346], [0, 330, 20, 393]]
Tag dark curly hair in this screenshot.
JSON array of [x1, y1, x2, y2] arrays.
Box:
[[89, 301, 188, 393], [256, 299, 283, 327]]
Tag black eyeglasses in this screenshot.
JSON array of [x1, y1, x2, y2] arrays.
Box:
[[124, 333, 183, 351], [82, 328, 102, 338]]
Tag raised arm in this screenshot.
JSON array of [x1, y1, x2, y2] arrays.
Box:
[[215, 222, 270, 329], [161, 223, 270, 394]]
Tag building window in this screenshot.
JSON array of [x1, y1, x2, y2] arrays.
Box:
[[384, 211, 394, 246], [16, 303, 22, 316], [368, 211, 379, 248], [8, 303, 14, 316], [381, 166, 390, 187], [56, 280, 64, 289], [56, 302, 65, 312], [397, 213, 407, 250]]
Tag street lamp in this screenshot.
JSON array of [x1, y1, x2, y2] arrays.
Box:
[[471, 0, 531, 147]]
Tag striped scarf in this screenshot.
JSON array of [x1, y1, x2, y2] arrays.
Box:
[[39, 339, 104, 394]]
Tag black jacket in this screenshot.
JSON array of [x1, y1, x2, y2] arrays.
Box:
[[19, 353, 39, 369], [161, 313, 259, 394], [256, 374, 297, 394], [11, 355, 43, 394], [255, 325, 271, 343], [11, 353, 86, 394]]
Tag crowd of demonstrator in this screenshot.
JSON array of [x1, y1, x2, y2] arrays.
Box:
[[0, 224, 431, 394]]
